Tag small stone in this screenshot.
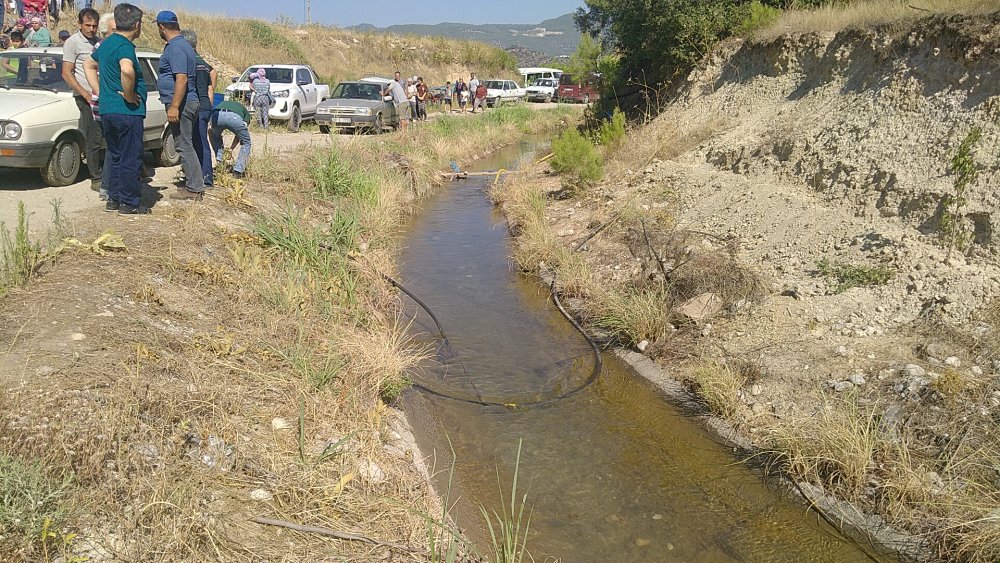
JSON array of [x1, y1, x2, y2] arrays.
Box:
[[358, 242, 369, 253], [666, 543, 674, 551], [989, 397, 1000, 408], [834, 346, 849, 357], [556, 228, 576, 237], [903, 364, 926, 378], [651, 514, 663, 520], [848, 373, 866, 386], [750, 384, 762, 396], [676, 293, 724, 323], [972, 366, 984, 377], [35, 366, 56, 377], [834, 381, 854, 392], [249, 489, 273, 502], [70, 333, 87, 341], [358, 460, 386, 484], [271, 417, 293, 431], [751, 402, 766, 414], [94, 311, 114, 318], [944, 356, 961, 368], [701, 323, 713, 337], [635, 538, 650, 547], [924, 343, 947, 361], [636, 340, 649, 352]]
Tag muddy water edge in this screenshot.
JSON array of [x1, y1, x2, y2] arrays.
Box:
[[397, 141, 889, 562]]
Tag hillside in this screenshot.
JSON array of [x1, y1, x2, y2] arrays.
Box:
[[350, 13, 580, 58], [127, 11, 518, 85]]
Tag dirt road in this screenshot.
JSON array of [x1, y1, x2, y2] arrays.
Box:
[[0, 102, 562, 233]]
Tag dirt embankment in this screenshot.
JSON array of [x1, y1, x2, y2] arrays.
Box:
[[501, 10, 1000, 562]]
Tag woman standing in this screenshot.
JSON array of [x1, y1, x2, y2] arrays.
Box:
[[415, 76, 428, 121], [250, 68, 272, 130]]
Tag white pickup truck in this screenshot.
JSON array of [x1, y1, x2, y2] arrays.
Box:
[[484, 79, 525, 108], [224, 64, 330, 132]]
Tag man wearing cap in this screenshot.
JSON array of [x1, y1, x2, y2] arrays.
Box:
[[84, 3, 149, 214], [154, 10, 204, 199], [62, 7, 103, 193], [181, 29, 216, 187]]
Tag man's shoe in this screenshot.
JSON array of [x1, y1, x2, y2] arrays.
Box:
[[104, 200, 120, 212], [231, 171, 245, 179], [118, 204, 151, 215], [90, 179, 101, 192], [169, 189, 203, 201]]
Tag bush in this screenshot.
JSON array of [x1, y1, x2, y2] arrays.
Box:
[[735, 1, 783, 35], [597, 107, 627, 149], [815, 258, 894, 294], [550, 128, 603, 187], [310, 150, 379, 206]]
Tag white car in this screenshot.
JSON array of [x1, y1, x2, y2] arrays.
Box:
[[525, 78, 558, 103], [224, 64, 330, 132], [484, 79, 525, 108], [0, 46, 178, 187]]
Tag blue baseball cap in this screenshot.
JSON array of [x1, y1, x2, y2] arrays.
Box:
[[155, 11, 179, 25]]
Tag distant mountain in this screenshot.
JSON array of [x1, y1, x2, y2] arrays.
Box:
[[349, 13, 580, 58]]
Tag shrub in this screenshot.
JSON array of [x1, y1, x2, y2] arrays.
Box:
[[0, 453, 73, 556], [597, 107, 627, 149], [550, 128, 603, 188], [310, 150, 379, 206], [816, 258, 894, 293], [735, 1, 783, 35]]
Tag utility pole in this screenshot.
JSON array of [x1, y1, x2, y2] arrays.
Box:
[[305, 0, 311, 26]]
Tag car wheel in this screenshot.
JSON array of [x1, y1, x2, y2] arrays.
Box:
[[372, 113, 384, 135], [40, 135, 82, 187], [584, 94, 591, 104], [545, 94, 552, 103], [319, 125, 330, 135], [287, 104, 302, 132], [153, 131, 180, 167]]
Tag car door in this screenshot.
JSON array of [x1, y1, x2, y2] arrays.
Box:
[[296, 68, 317, 112], [139, 56, 167, 145]]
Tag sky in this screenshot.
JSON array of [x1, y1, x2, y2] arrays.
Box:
[[139, 0, 586, 28]]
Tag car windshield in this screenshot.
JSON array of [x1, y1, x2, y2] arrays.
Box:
[[332, 82, 382, 101], [240, 67, 294, 84], [0, 53, 72, 92], [532, 79, 554, 87], [484, 80, 504, 89]]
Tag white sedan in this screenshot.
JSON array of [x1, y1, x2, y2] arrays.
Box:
[[0, 46, 177, 187]]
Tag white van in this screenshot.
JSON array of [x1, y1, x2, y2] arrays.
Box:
[[518, 67, 563, 87]]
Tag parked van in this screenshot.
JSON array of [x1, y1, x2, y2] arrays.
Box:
[[557, 73, 601, 104], [518, 67, 563, 87]]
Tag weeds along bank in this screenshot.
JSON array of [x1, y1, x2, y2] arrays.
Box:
[[0, 105, 575, 561], [494, 7, 1000, 562]]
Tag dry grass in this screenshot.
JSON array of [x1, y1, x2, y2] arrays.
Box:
[[755, 0, 999, 41], [685, 361, 747, 419]]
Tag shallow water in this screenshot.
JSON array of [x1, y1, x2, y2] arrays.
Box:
[[398, 142, 888, 562]]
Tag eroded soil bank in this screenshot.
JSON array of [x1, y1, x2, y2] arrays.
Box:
[[494, 10, 1000, 563]]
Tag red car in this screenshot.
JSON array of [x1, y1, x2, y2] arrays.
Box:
[[557, 73, 600, 104]]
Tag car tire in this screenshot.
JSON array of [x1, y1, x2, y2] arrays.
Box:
[[319, 125, 330, 135], [153, 131, 180, 167], [40, 135, 82, 187], [372, 113, 384, 135], [545, 94, 552, 103], [287, 104, 302, 133], [584, 94, 591, 104]]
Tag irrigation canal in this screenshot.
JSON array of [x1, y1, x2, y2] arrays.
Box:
[[397, 141, 889, 562]]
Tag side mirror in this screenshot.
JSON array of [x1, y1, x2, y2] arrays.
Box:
[[384, 96, 392, 102], [231, 76, 239, 83], [298, 79, 308, 86]]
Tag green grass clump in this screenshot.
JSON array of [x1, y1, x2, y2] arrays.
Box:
[[480, 438, 532, 563], [596, 107, 626, 149], [0, 202, 43, 296], [0, 453, 74, 557], [591, 285, 669, 345], [816, 258, 894, 294], [378, 373, 412, 404], [311, 150, 379, 206], [550, 128, 603, 188]]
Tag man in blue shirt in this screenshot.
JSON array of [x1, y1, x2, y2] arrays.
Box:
[[84, 3, 149, 215], [155, 10, 204, 199]]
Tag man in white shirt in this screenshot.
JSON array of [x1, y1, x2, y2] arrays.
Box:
[[468, 73, 479, 113], [61, 7, 104, 193]]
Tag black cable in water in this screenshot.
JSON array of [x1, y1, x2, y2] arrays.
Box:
[[347, 255, 603, 410]]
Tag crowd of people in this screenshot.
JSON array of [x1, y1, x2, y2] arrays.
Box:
[[380, 70, 492, 130], [2, 3, 252, 216]]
